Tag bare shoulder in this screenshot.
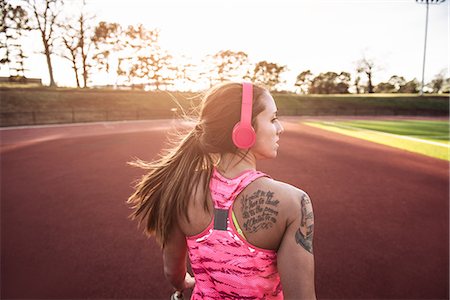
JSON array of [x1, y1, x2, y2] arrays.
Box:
[[253, 176, 301, 195], [252, 177, 311, 222], [256, 177, 309, 204], [232, 176, 313, 250]]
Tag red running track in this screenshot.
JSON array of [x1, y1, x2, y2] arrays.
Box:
[[1, 117, 448, 299]]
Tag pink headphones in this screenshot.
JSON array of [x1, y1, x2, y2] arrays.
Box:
[[232, 82, 256, 149]]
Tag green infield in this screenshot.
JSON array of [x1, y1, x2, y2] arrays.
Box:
[[303, 119, 450, 161]]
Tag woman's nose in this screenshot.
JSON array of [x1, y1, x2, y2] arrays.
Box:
[[277, 121, 284, 134]]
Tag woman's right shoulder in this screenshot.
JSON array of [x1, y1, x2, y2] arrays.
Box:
[[256, 176, 306, 199], [247, 176, 310, 249], [254, 176, 309, 214]]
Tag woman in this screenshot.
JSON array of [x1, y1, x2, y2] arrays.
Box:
[[127, 82, 316, 299]]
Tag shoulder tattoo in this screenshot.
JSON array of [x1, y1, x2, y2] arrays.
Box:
[[241, 189, 280, 234], [295, 192, 314, 254]]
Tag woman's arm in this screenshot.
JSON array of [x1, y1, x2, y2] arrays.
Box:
[[277, 190, 316, 299], [162, 221, 195, 292]]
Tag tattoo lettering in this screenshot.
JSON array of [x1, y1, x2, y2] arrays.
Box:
[[241, 190, 280, 233], [295, 192, 314, 254]]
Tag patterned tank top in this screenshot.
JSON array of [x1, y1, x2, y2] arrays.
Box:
[[186, 167, 284, 299]]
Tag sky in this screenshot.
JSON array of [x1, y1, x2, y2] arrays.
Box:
[[2, 0, 449, 90]]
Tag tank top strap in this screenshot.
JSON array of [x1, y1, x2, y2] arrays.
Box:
[[228, 171, 271, 206], [210, 167, 271, 209]]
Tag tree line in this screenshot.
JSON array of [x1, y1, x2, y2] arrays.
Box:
[[1, 0, 449, 94]]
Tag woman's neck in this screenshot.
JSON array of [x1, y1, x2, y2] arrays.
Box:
[[215, 152, 256, 178]]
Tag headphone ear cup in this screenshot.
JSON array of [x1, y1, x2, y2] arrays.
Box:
[[232, 121, 256, 149]]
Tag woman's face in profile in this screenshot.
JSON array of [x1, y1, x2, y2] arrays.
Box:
[[251, 92, 284, 160]]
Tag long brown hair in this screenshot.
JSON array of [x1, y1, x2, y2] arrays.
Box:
[[126, 82, 269, 248]]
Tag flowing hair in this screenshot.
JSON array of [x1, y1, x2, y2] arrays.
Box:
[[126, 82, 268, 248]]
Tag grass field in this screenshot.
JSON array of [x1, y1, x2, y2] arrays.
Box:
[[303, 119, 450, 161]]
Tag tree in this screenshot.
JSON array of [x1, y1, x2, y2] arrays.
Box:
[[309, 71, 351, 94], [92, 22, 140, 87], [119, 25, 174, 90], [60, 21, 81, 87], [374, 82, 395, 93], [171, 55, 198, 92], [76, 5, 94, 88], [252, 61, 286, 91], [388, 75, 406, 92], [0, 1, 7, 69], [398, 79, 419, 93], [130, 26, 169, 90], [116, 56, 133, 86], [133, 45, 174, 90], [373, 75, 401, 93], [356, 57, 375, 93], [336, 72, 351, 94], [58, 1, 94, 88], [374, 76, 419, 94], [25, 0, 64, 87], [211, 50, 251, 83], [197, 53, 217, 88], [92, 21, 122, 76], [1, 1, 32, 78], [354, 75, 363, 94], [441, 78, 450, 94], [427, 70, 449, 93], [294, 70, 313, 94]]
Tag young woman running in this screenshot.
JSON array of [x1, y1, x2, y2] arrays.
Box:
[[127, 82, 316, 299]]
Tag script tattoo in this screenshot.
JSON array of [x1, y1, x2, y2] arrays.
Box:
[[295, 192, 314, 254], [241, 190, 280, 233]]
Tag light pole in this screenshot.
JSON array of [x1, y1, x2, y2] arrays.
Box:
[[415, 0, 446, 96]]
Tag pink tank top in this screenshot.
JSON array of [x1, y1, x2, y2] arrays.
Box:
[[186, 167, 283, 299]]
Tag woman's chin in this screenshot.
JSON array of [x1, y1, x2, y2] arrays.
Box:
[[254, 148, 279, 160], [267, 151, 279, 159]]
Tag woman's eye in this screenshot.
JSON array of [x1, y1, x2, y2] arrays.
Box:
[[271, 117, 278, 122]]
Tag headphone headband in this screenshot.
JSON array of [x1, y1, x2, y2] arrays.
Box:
[[240, 82, 253, 126]]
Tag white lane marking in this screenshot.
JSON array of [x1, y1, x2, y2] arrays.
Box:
[[319, 121, 450, 148]]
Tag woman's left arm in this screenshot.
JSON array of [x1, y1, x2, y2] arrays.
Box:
[[162, 222, 194, 292]]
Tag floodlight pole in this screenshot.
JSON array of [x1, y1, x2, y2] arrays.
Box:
[[419, 1, 429, 96], [415, 0, 446, 96]]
